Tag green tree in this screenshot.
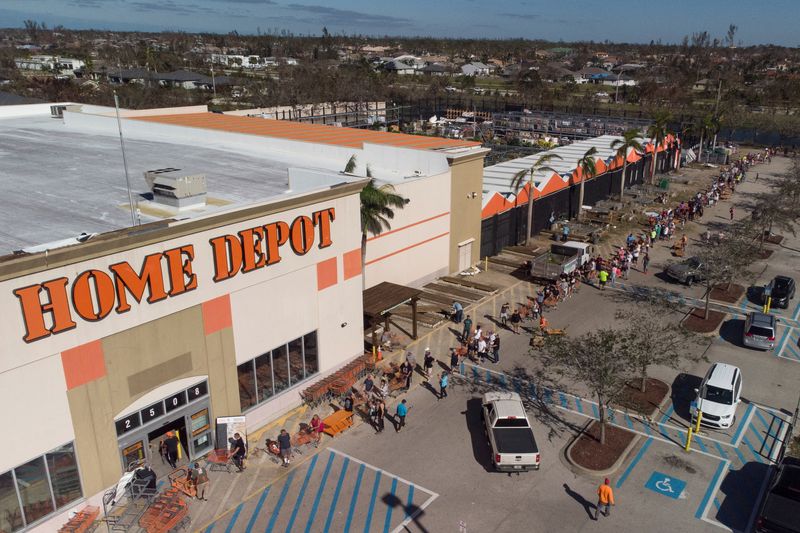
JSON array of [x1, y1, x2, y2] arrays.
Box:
[[359, 176, 409, 285], [610, 129, 644, 202], [576, 147, 598, 221], [646, 111, 670, 184], [695, 114, 714, 164], [510, 153, 562, 244]]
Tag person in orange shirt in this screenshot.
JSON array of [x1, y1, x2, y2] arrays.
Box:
[[596, 478, 615, 519], [539, 315, 549, 332]]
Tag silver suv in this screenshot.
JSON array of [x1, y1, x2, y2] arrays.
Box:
[[743, 312, 777, 350]]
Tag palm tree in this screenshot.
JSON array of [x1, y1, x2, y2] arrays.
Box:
[[696, 114, 714, 164], [360, 179, 409, 286], [646, 112, 670, 184], [344, 154, 357, 174], [576, 147, 598, 221], [610, 129, 644, 202], [510, 153, 562, 244]]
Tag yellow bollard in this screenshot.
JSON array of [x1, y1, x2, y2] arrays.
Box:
[[694, 410, 703, 435], [485, 256, 488, 272], [684, 426, 694, 452]]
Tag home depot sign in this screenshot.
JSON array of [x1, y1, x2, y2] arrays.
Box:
[[12, 208, 335, 343]]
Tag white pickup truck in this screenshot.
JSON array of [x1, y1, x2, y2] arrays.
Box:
[[482, 392, 540, 472]]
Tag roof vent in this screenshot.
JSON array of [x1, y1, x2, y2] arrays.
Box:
[[144, 168, 207, 210]]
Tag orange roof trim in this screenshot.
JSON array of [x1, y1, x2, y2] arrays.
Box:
[[132, 112, 480, 151]]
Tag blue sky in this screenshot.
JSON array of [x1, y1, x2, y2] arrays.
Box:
[[2, 0, 798, 46]]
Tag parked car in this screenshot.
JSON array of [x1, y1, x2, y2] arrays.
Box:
[[763, 276, 796, 309], [665, 256, 705, 285], [743, 312, 778, 350], [690, 363, 742, 429], [481, 391, 540, 472], [754, 456, 800, 533]]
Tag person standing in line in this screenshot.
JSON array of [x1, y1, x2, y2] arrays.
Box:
[[277, 429, 292, 467], [376, 398, 386, 433], [159, 439, 168, 465], [230, 432, 247, 472], [395, 399, 408, 432], [642, 252, 650, 274], [499, 303, 510, 328], [423, 349, 435, 382], [510, 310, 521, 334], [439, 372, 449, 400], [597, 269, 609, 290], [191, 462, 209, 501], [452, 301, 463, 323], [164, 432, 179, 469], [730, 206, 734, 220], [595, 478, 615, 520], [405, 351, 417, 374], [462, 315, 473, 342], [449, 347, 459, 373], [400, 361, 413, 391], [492, 334, 500, 364]]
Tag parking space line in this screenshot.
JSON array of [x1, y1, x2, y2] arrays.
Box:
[[742, 435, 765, 464], [733, 446, 748, 465], [775, 328, 791, 358], [713, 441, 729, 459], [363, 470, 383, 533], [304, 451, 336, 533], [404, 485, 415, 519], [382, 477, 399, 533], [615, 438, 652, 488], [754, 409, 772, 433], [660, 405, 675, 424], [575, 397, 584, 413], [323, 457, 350, 533], [341, 463, 365, 533], [695, 459, 730, 520], [265, 470, 295, 533], [695, 436, 709, 453], [285, 453, 319, 532], [591, 403, 599, 419], [731, 404, 755, 445], [223, 503, 244, 533], [243, 487, 270, 533], [624, 414, 634, 430]]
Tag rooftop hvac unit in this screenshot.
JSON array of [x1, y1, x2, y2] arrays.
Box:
[[50, 105, 67, 118], [144, 168, 207, 209]]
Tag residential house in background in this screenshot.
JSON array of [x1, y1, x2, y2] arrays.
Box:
[[461, 61, 492, 76]]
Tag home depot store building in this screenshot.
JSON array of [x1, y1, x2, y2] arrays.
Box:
[[0, 182, 366, 531]]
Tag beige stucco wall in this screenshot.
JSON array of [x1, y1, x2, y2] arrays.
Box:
[[448, 154, 486, 272]]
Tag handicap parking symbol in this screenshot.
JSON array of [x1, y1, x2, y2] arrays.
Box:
[[645, 471, 687, 500]]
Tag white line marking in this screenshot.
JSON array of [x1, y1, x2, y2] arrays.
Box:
[[327, 448, 439, 498], [733, 405, 756, 447], [700, 515, 735, 532], [700, 459, 733, 525], [391, 492, 439, 533]]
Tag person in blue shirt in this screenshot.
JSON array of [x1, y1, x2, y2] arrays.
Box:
[[395, 399, 408, 432], [562, 224, 570, 242], [439, 372, 449, 400], [452, 301, 463, 323]]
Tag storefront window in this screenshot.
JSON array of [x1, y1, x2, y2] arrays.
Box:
[[237, 360, 257, 412], [0, 471, 23, 532], [288, 338, 304, 385], [272, 344, 289, 394], [45, 443, 82, 510], [15, 457, 53, 525], [303, 332, 318, 377], [255, 352, 274, 401]]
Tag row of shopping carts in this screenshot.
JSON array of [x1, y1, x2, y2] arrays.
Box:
[[300, 354, 375, 407]]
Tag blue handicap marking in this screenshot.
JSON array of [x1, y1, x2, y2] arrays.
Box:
[[644, 471, 687, 500]]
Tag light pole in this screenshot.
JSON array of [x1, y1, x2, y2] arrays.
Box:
[[113, 91, 140, 227]]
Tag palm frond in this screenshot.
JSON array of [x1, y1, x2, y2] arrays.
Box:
[[344, 154, 357, 174]]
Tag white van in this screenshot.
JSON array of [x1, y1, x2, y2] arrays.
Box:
[[690, 363, 742, 429]]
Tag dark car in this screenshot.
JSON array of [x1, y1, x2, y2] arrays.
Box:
[[665, 257, 706, 285], [755, 456, 800, 533], [763, 276, 796, 309]]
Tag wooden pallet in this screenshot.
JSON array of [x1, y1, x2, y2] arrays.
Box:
[[439, 276, 498, 293], [424, 282, 484, 302]]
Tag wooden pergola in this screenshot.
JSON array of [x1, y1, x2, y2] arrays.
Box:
[[363, 281, 422, 348]]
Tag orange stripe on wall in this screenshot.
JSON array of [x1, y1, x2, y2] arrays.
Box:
[[366, 212, 449, 242], [202, 294, 232, 335], [365, 232, 450, 266], [61, 340, 106, 390]]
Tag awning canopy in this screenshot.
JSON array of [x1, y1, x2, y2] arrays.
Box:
[[363, 282, 421, 318]]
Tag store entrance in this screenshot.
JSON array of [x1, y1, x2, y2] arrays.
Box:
[[147, 417, 189, 479]]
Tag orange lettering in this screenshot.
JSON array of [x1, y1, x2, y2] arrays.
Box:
[[164, 245, 197, 295], [263, 221, 289, 265], [13, 278, 76, 342], [209, 235, 242, 282], [290, 215, 315, 255], [71, 270, 115, 321], [109, 253, 168, 313], [312, 208, 335, 249], [238, 227, 266, 273]]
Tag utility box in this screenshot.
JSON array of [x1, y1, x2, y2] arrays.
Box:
[[144, 168, 207, 209]]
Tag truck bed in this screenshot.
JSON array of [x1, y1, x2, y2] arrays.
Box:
[[492, 427, 538, 454]]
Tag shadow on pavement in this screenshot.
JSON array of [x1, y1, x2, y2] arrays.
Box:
[[563, 483, 596, 521], [462, 397, 495, 473], [716, 461, 770, 532], [671, 373, 702, 423], [719, 318, 746, 347], [382, 492, 430, 533]]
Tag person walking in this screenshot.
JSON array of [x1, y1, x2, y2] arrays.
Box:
[[439, 372, 449, 400], [449, 347, 459, 373], [158, 439, 168, 465], [595, 478, 615, 520], [461, 315, 473, 342], [499, 303, 510, 328], [492, 335, 500, 364], [191, 462, 209, 501], [229, 432, 246, 472], [395, 399, 408, 432], [277, 429, 292, 467], [730, 206, 734, 220], [510, 310, 521, 334], [642, 252, 650, 274], [423, 349, 435, 381], [164, 432, 179, 469], [376, 398, 386, 433]]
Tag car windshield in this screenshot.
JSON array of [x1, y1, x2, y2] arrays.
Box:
[[773, 279, 791, 294], [703, 385, 733, 405], [495, 418, 530, 428], [748, 326, 773, 337]]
